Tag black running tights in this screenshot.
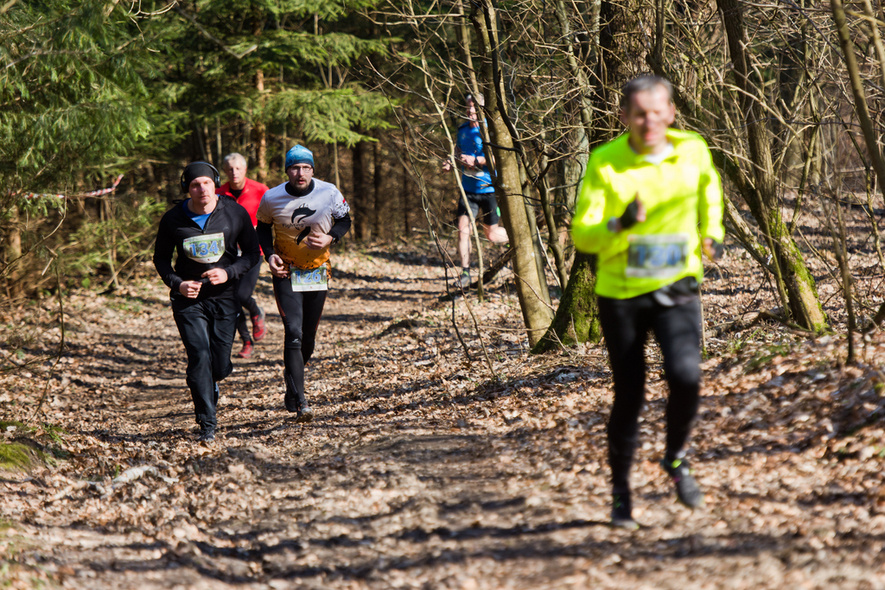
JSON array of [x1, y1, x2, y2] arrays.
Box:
[[598, 294, 702, 494], [272, 275, 327, 408]]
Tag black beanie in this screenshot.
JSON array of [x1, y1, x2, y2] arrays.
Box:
[[180, 162, 219, 193]]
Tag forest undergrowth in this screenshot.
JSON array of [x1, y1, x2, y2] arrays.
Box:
[[0, 229, 883, 589]]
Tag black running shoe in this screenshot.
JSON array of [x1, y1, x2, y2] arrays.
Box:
[[661, 457, 704, 509], [611, 492, 639, 530], [198, 425, 216, 443], [294, 404, 313, 423]]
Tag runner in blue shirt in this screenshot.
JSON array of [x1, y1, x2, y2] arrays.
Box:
[[444, 93, 508, 288]]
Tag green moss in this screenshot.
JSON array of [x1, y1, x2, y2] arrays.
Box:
[[0, 443, 36, 470], [0, 422, 67, 469]]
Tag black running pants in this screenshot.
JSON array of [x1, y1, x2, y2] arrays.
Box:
[[272, 276, 327, 408], [236, 261, 262, 342], [172, 296, 238, 429], [598, 294, 702, 493]]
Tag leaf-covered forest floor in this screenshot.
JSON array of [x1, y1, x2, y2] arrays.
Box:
[[1, 227, 884, 589]]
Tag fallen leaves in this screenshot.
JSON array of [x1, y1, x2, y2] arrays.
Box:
[[0, 239, 884, 588]]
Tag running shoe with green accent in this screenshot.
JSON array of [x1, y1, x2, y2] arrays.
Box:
[[661, 457, 705, 509], [610, 492, 639, 530], [454, 269, 471, 289]]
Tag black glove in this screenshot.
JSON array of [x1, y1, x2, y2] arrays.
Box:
[[619, 200, 641, 230]]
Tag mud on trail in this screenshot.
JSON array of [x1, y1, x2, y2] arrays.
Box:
[[1, 241, 884, 589]]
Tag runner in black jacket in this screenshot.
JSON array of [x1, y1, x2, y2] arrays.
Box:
[[153, 161, 260, 442]]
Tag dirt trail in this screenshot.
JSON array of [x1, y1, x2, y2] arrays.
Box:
[[2, 244, 884, 589]]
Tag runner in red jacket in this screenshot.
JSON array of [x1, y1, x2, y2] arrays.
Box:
[[218, 153, 270, 359]]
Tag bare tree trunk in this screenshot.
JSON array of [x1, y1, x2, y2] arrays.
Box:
[[831, 0, 885, 212], [3, 204, 23, 299], [456, 0, 480, 97], [536, 0, 603, 352], [718, 0, 827, 331], [402, 158, 412, 236], [352, 140, 373, 240], [254, 69, 268, 184], [373, 141, 384, 239], [471, 0, 554, 346], [822, 196, 857, 363], [533, 252, 600, 353]]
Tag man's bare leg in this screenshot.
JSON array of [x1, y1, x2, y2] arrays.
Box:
[[458, 215, 472, 269], [485, 223, 508, 244]]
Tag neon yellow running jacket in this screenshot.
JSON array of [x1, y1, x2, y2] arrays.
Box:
[[570, 128, 725, 300]]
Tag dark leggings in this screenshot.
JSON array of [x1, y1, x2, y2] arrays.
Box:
[[236, 262, 262, 342], [598, 294, 702, 494], [272, 275, 327, 408], [172, 297, 238, 429]]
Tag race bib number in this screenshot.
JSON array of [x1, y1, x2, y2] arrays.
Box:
[[290, 264, 328, 292], [626, 233, 689, 278], [182, 232, 225, 264]]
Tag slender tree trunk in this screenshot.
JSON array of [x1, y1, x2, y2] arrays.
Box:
[[456, 0, 480, 97], [402, 158, 412, 235], [352, 140, 372, 240], [373, 141, 384, 239], [832, 0, 885, 209], [254, 69, 268, 184], [215, 116, 222, 166], [718, 0, 827, 331], [538, 159, 568, 287], [471, 0, 554, 346], [4, 204, 23, 299], [536, 0, 603, 352]]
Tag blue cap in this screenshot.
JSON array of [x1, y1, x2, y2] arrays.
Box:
[[285, 145, 314, 170]]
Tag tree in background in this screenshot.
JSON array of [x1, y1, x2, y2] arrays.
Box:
[[0, 0, 155, 298], [152, 0, 392, 182]]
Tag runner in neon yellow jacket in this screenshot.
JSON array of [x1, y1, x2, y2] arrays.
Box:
[[570, 75, 725, 530], [571, 128, 725, 299]]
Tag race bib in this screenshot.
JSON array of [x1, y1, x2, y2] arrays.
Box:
[[626, 233, 688, 278], [290, 264, 328, 292], [182, 232, 225, 264]]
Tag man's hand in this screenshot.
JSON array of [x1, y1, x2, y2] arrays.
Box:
[[305, 231, 333, 250], [179, 280, 202, 299], [201, 268, 228, 286], [268, 253, 289, 278], [460, 154, 486, 169], [612, 194, 646, 232], [703, 238, 724, 260]]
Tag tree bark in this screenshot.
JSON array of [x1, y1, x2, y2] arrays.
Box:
[[352, 140, 373, 240], [717, 0, 827, 331], [373, 141, 384, 239], [832, 0, 885, 214], [471, 0, 554, 346], [3, 204, 23, 299], [536, 0, 603, 352], [254, 69, 268, 184], [533, 252, 601, 353]]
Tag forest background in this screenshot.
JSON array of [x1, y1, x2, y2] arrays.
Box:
[[1, 0, 885, 336], [3, 0, 885, 349]]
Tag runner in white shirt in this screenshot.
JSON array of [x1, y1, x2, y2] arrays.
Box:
[[256, 145, 351, 422]]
